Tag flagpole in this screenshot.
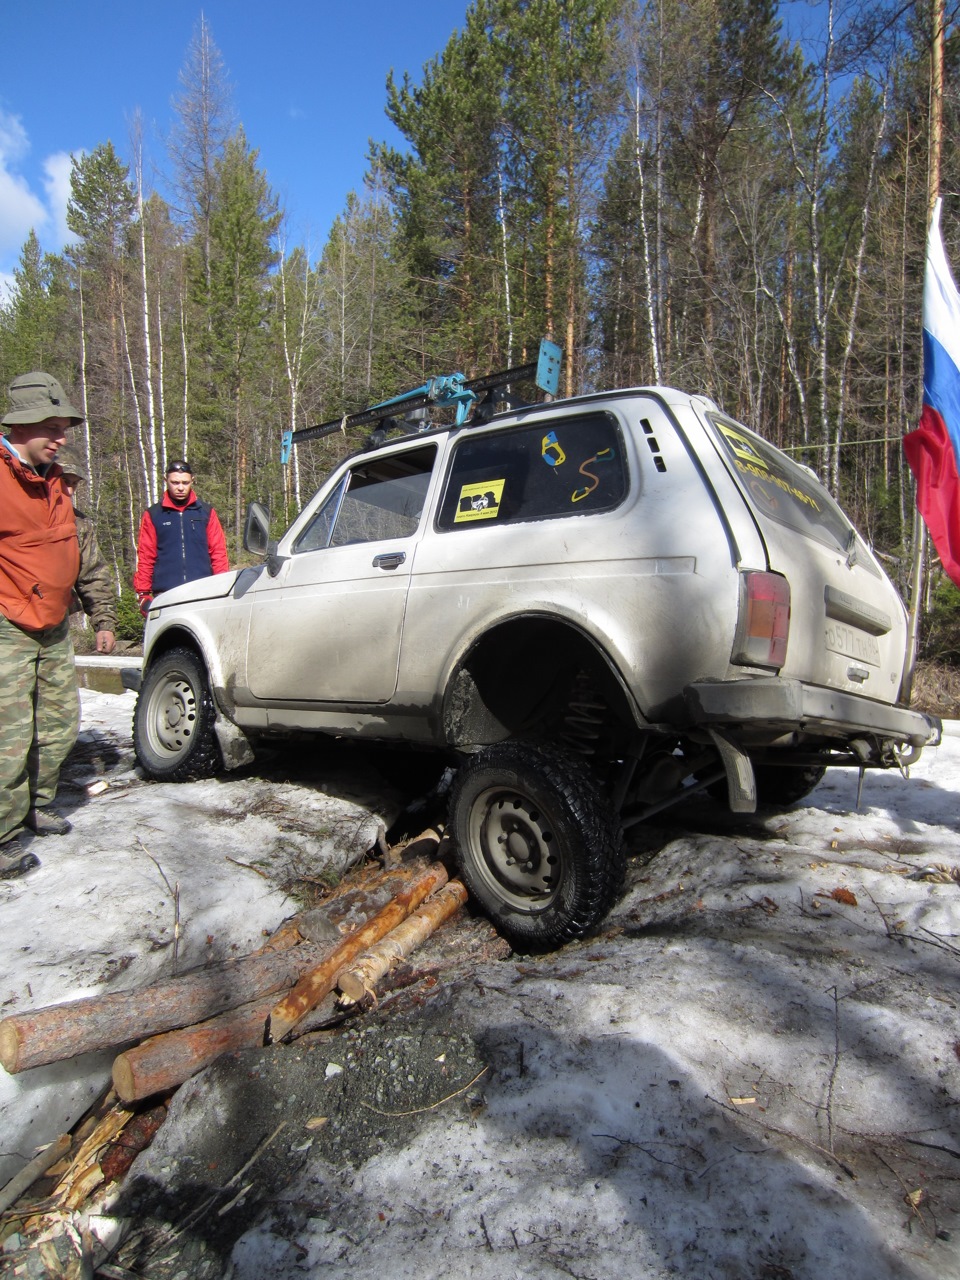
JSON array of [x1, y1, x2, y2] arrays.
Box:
[[903, 0, 944, 704]]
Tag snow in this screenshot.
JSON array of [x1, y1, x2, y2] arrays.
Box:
[[0, 689, 399, 1188], [3, 690, 960, 1278]]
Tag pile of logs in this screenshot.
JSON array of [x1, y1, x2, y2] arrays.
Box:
[[0, 833, 468, 1108]]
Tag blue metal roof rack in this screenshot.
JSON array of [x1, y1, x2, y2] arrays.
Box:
[[281, 338, 562, 465]]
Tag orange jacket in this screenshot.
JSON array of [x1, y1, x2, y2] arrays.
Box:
[[0, 444, 80, 631]]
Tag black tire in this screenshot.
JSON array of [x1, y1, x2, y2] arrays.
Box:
[[133, 646, 223, 782], [449, 742, 625, 951], [754, 762, 826, 808]]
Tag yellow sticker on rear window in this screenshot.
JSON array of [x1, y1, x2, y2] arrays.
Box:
[[454, 480, 506, 522]]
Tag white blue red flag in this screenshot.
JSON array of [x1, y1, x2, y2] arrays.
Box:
[[904, 197, 960, 587]]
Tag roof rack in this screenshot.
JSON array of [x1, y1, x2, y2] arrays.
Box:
[[281, 338, 562, 464]]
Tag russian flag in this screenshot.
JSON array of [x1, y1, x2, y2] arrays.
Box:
[[904, 197, 960, 587]]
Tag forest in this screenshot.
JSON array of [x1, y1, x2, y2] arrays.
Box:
[[0, 0, 957, 653]]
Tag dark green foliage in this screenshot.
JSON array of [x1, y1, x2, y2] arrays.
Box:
[[115, 588, 145, 643], [921, 578, 960, 664]]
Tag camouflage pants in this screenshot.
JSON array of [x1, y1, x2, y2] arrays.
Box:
[[0, 614, 78, 844]]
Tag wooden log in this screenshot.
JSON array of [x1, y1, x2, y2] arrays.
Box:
[[267, 862, 450, 1042], [112, 862, 451, 1104], [113, 998, 272, 1104], [0, 940, 333, 1075], [112, 990, 342, 1105], [337, 879, 468, 1004], [0, 855, 441, 1075]]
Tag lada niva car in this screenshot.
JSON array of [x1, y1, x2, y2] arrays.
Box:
[[132, 377, 940, 948]]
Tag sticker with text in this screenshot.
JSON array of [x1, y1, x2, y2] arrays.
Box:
[[455, 479, 505, 522]]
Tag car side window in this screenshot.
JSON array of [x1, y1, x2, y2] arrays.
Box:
[[293, 446, 437, 553], [437, 412, 626, 531]]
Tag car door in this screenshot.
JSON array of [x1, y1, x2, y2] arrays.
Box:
[[245, 443, 437, 703]]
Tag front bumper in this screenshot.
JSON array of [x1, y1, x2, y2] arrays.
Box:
[[684, 677, 941, 750]]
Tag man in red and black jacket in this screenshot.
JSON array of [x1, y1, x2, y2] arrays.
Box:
[[133, 460, 229, 615]]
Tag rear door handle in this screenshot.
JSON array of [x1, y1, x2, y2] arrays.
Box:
[[373, 551, 406, 571]]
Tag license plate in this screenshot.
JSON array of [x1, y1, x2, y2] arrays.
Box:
[[825, 623, 880, 667]]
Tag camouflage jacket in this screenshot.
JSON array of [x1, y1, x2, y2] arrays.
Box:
[[72, 506, 117, 634]]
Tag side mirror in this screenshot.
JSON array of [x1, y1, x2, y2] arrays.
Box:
[[243, 501, 272, 556]]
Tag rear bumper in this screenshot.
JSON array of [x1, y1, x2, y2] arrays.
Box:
[[684, 677, 941, 749]]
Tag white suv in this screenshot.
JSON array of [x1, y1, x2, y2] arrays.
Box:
[[132, 380, 940, 948]]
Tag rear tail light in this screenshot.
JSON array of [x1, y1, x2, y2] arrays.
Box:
[[732, 571, 790, 670]]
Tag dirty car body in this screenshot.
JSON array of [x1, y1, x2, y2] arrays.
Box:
[[133, 385, 940, 948]]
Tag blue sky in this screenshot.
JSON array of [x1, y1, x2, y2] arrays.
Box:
[[0, 0, 470, 291]]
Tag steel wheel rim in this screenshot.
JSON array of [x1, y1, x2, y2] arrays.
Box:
[[465, 784, 562, 910], [147, 672, 199, 759]]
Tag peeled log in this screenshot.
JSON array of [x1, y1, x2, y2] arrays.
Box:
[[338, 879, 468, 1003], [267, 862, 449, 1041]]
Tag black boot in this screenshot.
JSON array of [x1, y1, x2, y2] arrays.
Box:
[[0, 837, 40, 878]]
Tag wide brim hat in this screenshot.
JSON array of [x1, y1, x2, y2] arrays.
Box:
[[2, 372, 84, 427], [56, 443, 88, 482]]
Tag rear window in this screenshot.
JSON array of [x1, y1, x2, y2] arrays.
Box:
[[437, 412, 627, 531], [711, 416, 855, 555]]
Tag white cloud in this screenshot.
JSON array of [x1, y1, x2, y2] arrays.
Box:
[[42, 150, 77, 254], [0, 110, 30, 165], [0, 108, 77, 271]]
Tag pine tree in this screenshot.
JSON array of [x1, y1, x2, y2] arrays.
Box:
[[205, 128, 280, 544]]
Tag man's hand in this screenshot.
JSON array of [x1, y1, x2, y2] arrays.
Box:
[[95, 630, 116, 654], [137, 594, 153, 618]]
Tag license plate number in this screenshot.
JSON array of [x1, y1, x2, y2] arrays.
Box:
[[825, 623, 880, 667]]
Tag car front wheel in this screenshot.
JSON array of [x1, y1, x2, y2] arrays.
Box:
[[449, 742, 625, 951], [133, 646, 223, 782]]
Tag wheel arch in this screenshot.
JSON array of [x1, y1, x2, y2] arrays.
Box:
[[440, 613, 641, 749], [144, 625, 222, 701]]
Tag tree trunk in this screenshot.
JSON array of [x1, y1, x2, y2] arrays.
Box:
[[112, 995, 280, 1103], [0, 940, 335, 1075]]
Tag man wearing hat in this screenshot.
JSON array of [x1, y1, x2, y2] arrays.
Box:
[[0, 372, 84, 878], [133, 459, 229, 615], [57, 443, 117, 655]]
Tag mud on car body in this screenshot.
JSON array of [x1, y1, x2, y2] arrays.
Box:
[[131, 372, 940, 950]]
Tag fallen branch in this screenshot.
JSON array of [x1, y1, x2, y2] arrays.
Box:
[[0, 1135, 70, 1216], [358, 1065, 489, 1117], [706, 1093, 857, 1179]]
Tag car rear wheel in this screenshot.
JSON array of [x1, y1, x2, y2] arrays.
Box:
[[449, 742, 625, 951], [133, 646, 223, 782]]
